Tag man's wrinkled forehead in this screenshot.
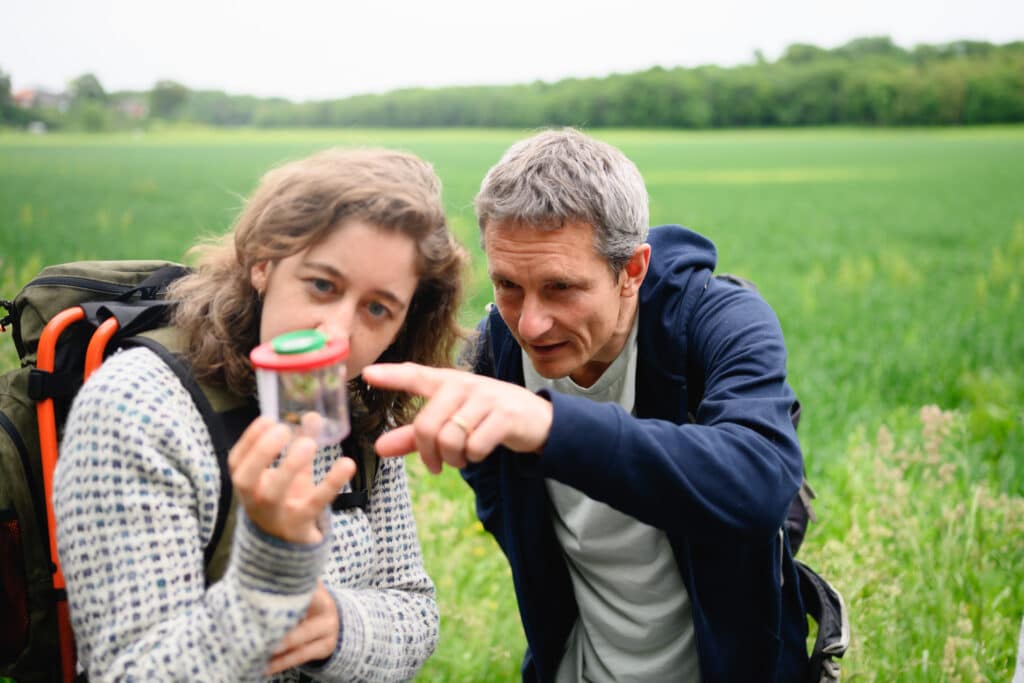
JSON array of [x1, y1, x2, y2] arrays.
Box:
[[481, 215, 596, 243]]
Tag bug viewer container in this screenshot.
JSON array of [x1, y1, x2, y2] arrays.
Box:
[[250, 329, 351, 446]]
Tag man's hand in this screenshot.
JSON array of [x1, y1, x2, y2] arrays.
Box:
[[266, 582, 340, 675], [228, 417, 355, 544], [362, 362, 554, 473]]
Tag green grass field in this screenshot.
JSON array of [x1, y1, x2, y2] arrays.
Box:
[[2, 126, 1022, 680]]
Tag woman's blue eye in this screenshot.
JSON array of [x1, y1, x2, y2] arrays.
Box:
[[367, 301, 389, 318], [311, 278, 333, 293]]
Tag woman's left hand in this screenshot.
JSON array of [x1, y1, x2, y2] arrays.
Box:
[[266, 581, 340, 675], [228, 417, 354, 544]]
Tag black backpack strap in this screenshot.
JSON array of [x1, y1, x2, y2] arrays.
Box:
[[80, 300, 175, 339], [0, 297, 14, 331], [331, 429, 377, 511], [78, 264, 188, 338], [120, 335, 238, 569], [715, 272, 759, 291], [797, 560, 849, 683], [125, 265, 191, 300], [0, 411, 30, 477], [26, 368, 79, 401], [0, 410, 47, 534]]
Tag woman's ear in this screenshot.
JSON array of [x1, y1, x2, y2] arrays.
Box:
[[250, 261, 269, 294]]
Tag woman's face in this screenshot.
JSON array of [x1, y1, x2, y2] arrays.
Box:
[[250, 219, 420, 377]]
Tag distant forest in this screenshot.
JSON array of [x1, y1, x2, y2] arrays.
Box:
[[3, 36, 1023, 130]]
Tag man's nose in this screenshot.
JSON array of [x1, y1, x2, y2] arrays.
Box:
[[517, 296, 552, 340]]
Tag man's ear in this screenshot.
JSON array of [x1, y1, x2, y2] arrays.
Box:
[[620, 244, 651, 297], [250, 261, 269, 294]]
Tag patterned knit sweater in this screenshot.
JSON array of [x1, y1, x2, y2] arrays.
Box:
[[54, 347, 438, 682]]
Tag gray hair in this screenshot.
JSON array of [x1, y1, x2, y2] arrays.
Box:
[[474, 128, 650, 273]]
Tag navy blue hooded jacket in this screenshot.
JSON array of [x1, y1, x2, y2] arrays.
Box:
[[462, 225, 809, 682]]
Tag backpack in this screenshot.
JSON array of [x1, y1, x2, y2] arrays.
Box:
[[712, 273, 849, 683], [0, 260, 378, 683]]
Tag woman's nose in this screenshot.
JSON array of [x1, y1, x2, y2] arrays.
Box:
[[316, 301, 356, 342], [317, 322, 349, 345]]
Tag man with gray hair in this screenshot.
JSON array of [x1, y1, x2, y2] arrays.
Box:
[[365, 128, 808, 681]]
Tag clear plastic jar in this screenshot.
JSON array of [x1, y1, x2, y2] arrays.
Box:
[[249, 329, 351, 446]]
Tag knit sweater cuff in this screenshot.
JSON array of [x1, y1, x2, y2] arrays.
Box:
[[233, 509, 330, 595], [307, 586, 370, 679]]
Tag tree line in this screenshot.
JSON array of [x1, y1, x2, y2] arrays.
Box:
[[3, 36, 1022, 131]]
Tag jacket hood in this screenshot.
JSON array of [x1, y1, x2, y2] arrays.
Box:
[[639, 224, 717, 313], [635, 225, 718, 378], [643, 224, 717, 282]]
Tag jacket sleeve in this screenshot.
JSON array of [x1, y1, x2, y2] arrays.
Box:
[[539, 282, 804, 544], [459, 316, 504, 537], [310, 455, 439, 682]]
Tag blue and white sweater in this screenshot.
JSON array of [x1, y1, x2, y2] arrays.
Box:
[[54, 347, 438, 682]]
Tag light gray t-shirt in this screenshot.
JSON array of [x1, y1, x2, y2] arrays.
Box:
[[524, 318, 701, 682], [1013, 616, 1024, 683]]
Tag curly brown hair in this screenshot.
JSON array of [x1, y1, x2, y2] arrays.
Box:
[[168, 147, 467, 438]]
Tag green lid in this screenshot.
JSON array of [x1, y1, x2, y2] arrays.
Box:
[[271, 329, 327, 355]]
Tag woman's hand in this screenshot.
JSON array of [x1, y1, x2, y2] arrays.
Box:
[[266, 581, 340, 675], [228, 417, 355, 544]]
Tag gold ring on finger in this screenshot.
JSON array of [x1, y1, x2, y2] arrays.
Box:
[[450, 414, 473, 438]]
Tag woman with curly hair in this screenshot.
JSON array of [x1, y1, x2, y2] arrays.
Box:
[[54, 147, 466, 682]]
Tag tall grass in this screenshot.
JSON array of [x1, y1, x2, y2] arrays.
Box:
[[802, 406, 1024, 680]]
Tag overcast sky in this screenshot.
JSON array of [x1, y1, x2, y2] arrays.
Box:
[[2, 0, 1021, 102]]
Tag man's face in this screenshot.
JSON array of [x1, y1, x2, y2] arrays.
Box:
[[485, 219, 646, 388]]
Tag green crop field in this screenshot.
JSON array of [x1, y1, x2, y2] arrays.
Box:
[[2, 126, 1022, 680]]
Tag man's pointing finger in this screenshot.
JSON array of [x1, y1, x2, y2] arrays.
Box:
[[363, 362, 444, 397]]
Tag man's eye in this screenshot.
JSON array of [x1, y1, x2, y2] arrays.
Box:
[[495, 279, 517, 290], [552, 282, 571, 291]]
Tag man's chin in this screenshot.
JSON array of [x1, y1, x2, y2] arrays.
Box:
[[525, 353, 575, 380]]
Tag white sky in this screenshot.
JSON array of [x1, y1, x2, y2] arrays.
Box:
[[2, 0, 1021, 102]]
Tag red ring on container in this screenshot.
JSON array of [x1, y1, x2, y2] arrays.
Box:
[[250, 337, 349, 372]]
